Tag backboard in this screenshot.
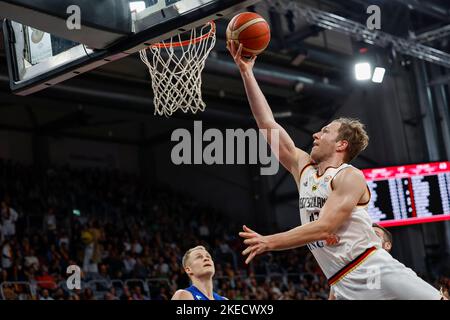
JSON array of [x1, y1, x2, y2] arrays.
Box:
[[1, 0, 261, 95]]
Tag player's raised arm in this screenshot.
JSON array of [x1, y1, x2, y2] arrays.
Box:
[[227, 41, 310, 182]]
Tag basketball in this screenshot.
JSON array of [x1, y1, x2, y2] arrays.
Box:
[[226, 12, 271, 57]]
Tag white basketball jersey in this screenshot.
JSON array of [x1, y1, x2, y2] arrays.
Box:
[[298, 163, 382, 279]]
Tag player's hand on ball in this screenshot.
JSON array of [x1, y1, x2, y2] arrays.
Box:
[[239, 225, 269, 264], [227, 41, 257, 73]]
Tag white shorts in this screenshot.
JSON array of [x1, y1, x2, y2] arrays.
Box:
[[331, 249, 442, 300]]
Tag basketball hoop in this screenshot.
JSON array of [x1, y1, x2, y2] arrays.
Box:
[[140, 21, 216, 117]]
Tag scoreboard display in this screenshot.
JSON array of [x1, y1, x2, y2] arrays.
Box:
[[362, 161, 450, 227]]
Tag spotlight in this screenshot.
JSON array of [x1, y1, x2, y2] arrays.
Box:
[[372, 67, 386, 83], [355, 62, 372, 81], [129, 1, 146, 13]]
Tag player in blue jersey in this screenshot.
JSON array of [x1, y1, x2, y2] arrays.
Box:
[[171, 245, 227, 300]]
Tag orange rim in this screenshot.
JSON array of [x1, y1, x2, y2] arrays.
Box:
[[150, 21, 216, 49]]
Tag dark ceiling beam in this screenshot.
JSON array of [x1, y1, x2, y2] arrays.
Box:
[[284, 25, 323, 46], [297, 45, 352, 70], [392, 0, 450, 21], [428, 73, 450, 86], [314, 0, 367, 22], [268, 6, 287, 49], [213, 38, 351, 74], [205, 57, 345, 97], [324, 0, 449, 24]]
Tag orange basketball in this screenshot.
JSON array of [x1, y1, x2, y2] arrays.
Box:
[[226, 12, 271, 57]]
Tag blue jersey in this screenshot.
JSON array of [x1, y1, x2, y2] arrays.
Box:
[[184, 285, 226, 300]]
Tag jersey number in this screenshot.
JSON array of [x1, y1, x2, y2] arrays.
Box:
[[309, 211, 319, 222], [307, 211, 324, 250]]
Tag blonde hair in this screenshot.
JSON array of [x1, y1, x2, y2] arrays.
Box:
[[334, 117, 369, 162], [182, 245, 207, 269]]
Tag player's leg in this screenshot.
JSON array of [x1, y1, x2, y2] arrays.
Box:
[[382, 269, 442, 300], [331, 250, 442, 300], [376, 250, 442, 300]]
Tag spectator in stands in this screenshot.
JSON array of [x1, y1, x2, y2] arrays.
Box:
[[2, 284, 17, 300], [133, 258, 148, 279], [58, 242, 70, 268], [0, 222, 3, 243], [1, 239, 13, 275], [53, 288, 65, 300], [97, 263, 111, 282], [68, 293, 80, 300], [38, 289, 54, 300], [156, 256, 169, 277], [81, 287, 96, 300], [270, 281, 283, 300], [82, 231, 99, 276], [103, 249, 123, 279], [131, 285, 149, 300], [154, 286, 169, 300], [123, 254, 136, 276], [120, 286, 133, 300], [198, 218, 210, 242], [43, 207, 57, 243], [131, 238, 143, 255], [1, 200, 19, 239], [58, 230, 70, 248], [104, 291, 118, 300], [104, 287, 119, 300], [24, 248, 39, 269], [35, 265, 57, 291]]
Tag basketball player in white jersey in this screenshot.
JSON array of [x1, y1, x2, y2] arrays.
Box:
[[329, 223, 392, 299], [228, 41, 443, 300]]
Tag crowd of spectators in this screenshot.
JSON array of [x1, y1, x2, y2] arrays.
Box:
[[0, 159, 448, 300]]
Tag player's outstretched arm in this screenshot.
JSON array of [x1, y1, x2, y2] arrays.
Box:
[[171, 290, 194, 300], [239, 169, 366, 263], [227, 41, 310, 182]]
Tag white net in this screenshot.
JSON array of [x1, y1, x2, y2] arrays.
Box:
[[140, 22, 216, 117]]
